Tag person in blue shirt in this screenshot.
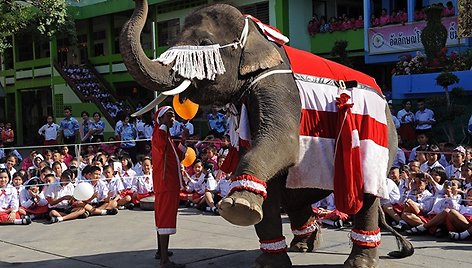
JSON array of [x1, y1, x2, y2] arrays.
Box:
[[89, 112, 106, 142], [207, 107, 226, 138], [60, 107, 79, 151], [116, 114, 138, 162]]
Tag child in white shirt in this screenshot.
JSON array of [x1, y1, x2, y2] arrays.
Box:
[[131, 158, 154, 204], [0, 169, 31, 225]]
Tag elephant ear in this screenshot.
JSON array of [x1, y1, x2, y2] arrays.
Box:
[[239, 21, 283, 76]]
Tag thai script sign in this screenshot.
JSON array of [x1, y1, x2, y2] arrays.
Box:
[[368, 17, 462, 54]]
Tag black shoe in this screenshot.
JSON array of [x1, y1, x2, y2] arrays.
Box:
[[125, 203, 134, 210], [106, 208, 119, 215], [79, 211, 90, 219], [155, 250, 174, 259], [21, 217, 32, 225], [49, 217, 60, 224]]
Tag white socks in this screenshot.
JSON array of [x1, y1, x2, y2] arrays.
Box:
[[416, 224, 427, 232]]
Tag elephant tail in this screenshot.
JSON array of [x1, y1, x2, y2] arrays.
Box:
[[378, 205, 414, 258]]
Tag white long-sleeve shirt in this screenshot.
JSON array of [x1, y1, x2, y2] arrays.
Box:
[[131, 174, 153, 194], [0, 186, 19, 212], [19, 188, 48, 208], [38, 123, 60, 141]]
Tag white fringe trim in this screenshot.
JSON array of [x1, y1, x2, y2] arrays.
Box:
[[292, 222, 318, 237], [350, 230, 381, 244], [157, 227, 177, 235], [155, 44, 226, 81], [230, 179, 267, 196], [260, 238, 287, 252]]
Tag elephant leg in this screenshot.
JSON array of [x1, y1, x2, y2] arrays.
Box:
[[254, 176, 292, 268], [345, 194, 380, 268], [282, 188, 331, 253]]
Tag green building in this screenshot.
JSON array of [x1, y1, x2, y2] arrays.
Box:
[[0, 0, 366, 145]]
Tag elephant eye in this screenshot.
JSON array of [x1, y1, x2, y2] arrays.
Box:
[[199, 39, 213, 46]]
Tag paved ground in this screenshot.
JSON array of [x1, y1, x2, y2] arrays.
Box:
[[1, 208, 472, 268]]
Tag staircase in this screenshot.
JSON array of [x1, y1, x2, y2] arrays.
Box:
[[54, 61, 128, 127]]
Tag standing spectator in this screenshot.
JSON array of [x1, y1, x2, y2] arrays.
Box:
[[414, 99, 436, 134], [115, 115, 138, 162], [1, 122, 15, 148], [397, 100, 416, 146], [38, 115, 60, 146], [443, 1, 455, 16], [354, 15, 364, 29], [207, 107, 227, 138], [79, 111, 92, 143], [379, 8, 390, 26], [60, 107, 80, 148], [89, 112, 105, 142], [307, 15, 320, 35]]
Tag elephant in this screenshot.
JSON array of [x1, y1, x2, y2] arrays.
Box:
[[120, 1, 414, 267]]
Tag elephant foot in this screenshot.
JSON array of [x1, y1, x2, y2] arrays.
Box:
[[288, 221, 321, 252], [218, 190, 264, 226], [344, 246, 379, 268], [255, 252, 292, 268]]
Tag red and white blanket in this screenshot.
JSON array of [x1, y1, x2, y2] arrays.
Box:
[[283, 46, 389, 213]]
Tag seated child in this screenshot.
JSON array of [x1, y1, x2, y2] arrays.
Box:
[[102, 165, 132, 209], [82, 166, 118, 216], [312, 193, 349, 228], [0, 169, 31, 225], [19, 178, 49, 220], [46, 172, 86, 224], [131, 157, 154, 204], [401, 173, 434, 230]]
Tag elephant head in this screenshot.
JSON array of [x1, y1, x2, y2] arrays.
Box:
[[120, 0, 285, 106]]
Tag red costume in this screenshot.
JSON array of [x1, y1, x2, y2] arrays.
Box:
[[152, 108, 186, 235]]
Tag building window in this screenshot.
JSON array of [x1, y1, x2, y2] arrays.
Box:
[[241, 2, 270, 24], [157, 19, 180, 47]]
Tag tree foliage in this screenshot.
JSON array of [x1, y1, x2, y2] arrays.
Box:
[[0, 0, 76, 53]]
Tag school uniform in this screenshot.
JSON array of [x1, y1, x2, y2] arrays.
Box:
[[46, 182, 75, 214], [107, 176, 125, 199], [420, 161, 444, 173], [19, 188, 49, 215], [131, 174, 154, 204], [380, 178, 400, 205], [0, 186, 20, 222], [445, 164, 462, 179], [89, 180, 109, 206]]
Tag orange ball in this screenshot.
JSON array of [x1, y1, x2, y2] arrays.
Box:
[[173, 95, 199, 120], [181, 147, 197, 168]]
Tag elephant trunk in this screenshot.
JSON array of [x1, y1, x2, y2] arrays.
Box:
[[120, 0, 174, 91]]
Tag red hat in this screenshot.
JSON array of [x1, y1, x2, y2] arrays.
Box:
[[155, 106, 173, 124]]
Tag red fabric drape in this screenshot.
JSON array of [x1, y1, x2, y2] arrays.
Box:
[[333, 93, 364, 214]]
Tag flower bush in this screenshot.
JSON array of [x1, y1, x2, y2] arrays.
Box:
[[393, 48, 472, 75], [393, 52, 426, 75]]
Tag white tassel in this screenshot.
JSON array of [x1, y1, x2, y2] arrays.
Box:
[[154, 44, 226, 81]]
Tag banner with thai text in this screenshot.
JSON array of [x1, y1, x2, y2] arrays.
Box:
[[368, 17, 463, 54]]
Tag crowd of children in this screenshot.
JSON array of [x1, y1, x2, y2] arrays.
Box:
[[63, 65, 128, 118], [0, 121, 233, 225], [308, 1, 456, 35], [2, 102, 472, 244]]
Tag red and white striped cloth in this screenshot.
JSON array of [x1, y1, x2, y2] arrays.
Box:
[[284, 46, 389, 213]]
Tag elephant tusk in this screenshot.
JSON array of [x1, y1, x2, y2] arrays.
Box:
[[131, 93, 168, 117], [161, 79, 192, 96]]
